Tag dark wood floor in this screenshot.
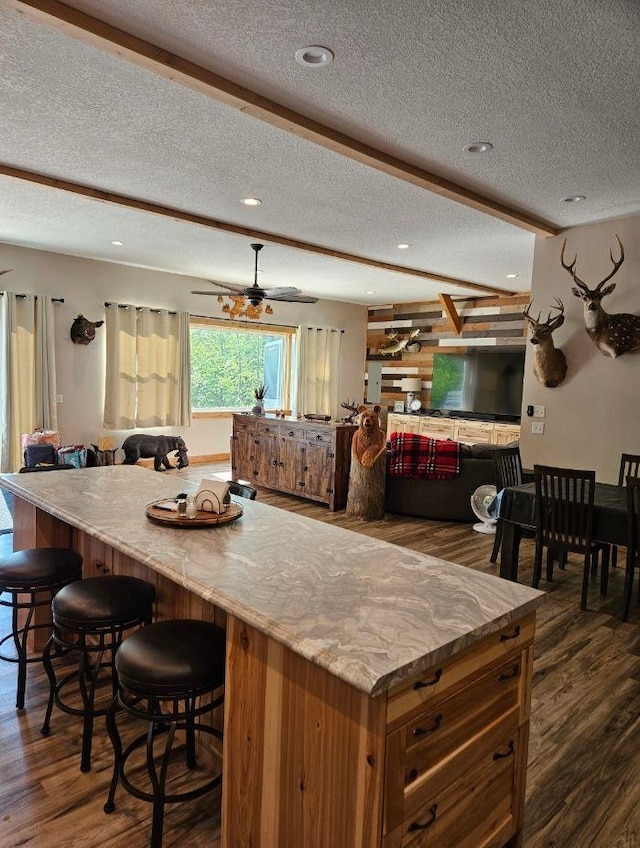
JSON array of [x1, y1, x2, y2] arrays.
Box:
[[1, 465, 639, 847]]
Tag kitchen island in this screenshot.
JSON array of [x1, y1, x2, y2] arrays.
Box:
[[1, 465, 543, 848]]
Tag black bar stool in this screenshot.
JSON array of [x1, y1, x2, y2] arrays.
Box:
[[41, 575, 156, 772], [0, 547, 83, 709], [104, 619, 225, 848]]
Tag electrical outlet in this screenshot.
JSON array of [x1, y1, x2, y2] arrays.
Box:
[[533, 405, 546, 418], [56, 394, 63, 404], [531, 421, 545, 435]]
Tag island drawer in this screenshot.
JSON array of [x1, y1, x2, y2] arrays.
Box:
[[386, 614, 535, 732], [281, 424, 306, 440], [402, 654, 521, 789], [234, 417, 257, 434], [399, 714, 518, 847]]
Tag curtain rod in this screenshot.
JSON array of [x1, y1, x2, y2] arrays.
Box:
[[104, 302, 177, 314], [0, 293, 64, 302]]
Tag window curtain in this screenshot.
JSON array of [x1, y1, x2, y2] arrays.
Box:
[[0, 292, 58, 472], [103, 305, 191, 429], [295, 326, 342, 419]]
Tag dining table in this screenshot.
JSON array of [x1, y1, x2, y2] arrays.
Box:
[[499, 480, 629, 582]]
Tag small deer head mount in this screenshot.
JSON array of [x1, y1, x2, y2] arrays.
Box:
[[562, 234, 640, 359], [523, 298, 568, 388], [70, 315, 104, 345]]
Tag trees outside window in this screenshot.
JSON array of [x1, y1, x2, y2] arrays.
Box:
[[190, 319, 293, 412]]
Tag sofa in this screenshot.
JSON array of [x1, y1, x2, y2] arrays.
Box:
[[384, 443, 504, 523]]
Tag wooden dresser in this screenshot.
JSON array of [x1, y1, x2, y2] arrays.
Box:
[[387, 413, 520, 446], [231, 414, 356, 510]]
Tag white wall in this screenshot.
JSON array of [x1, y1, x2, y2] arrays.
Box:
[[519, 215, 640, 482], [0, 244, 368, 460]]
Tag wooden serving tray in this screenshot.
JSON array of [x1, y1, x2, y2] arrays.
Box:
[[145, 500, 243, 527]]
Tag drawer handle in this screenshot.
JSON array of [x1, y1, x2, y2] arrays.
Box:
[[493, 740, 515, 761], [499, 625, 521, 642], [407, 804, 438, 832], [412, 713, 443, 739], [316, 434, 323, 441], [413, 669, 442, 690], [498, 663, 520, 682], [288, 431, 295, 436]]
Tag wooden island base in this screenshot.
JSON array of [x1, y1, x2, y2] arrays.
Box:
[[7, 470, 539, 848]]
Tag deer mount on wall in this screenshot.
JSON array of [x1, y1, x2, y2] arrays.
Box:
[[561, 234, 640, 358], [523, 298, 568, 388]]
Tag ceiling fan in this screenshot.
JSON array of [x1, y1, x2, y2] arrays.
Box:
[[192, 243, 318, 307]]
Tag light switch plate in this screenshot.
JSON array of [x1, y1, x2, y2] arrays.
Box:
[[531, 421, 545, 435], [533, 405, 546, 418], [56, 394, 63, 404]]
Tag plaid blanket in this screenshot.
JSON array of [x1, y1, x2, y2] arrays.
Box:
[[389, 432, 461, 480]]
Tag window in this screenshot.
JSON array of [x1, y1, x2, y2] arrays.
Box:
[[190, 317, 294, 412]]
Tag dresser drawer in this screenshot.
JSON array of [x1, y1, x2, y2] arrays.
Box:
[[417, 420, 455, 440], [401, 713, 518, 848], [233, 416, 257, 434], [403, 655, 521, 789], [305, 427, 334, 446], [386, 614, 535, 732], [454, 421, 494, 444], [256, 420, 280, 436], [280, 424, 306, 440]]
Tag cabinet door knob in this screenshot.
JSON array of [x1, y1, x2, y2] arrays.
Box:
[[316, 434, 322, 441]]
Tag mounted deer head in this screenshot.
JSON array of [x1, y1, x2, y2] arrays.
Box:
[[562, 235, 640, 358], [523, 298, 568, 387]]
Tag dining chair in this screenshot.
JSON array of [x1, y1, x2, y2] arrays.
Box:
[[611, 453, 640, 568], [490, 447, 533, 563], [227, 481, 257, 500], [533, 465, 610, 610], [622, 476, 640, 622]]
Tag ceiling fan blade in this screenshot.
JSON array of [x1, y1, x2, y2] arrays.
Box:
[[262, 286, 303, 297], [266, 293, 319, 303], [191, 290, 226, 296], [205, 280, 253, 294]]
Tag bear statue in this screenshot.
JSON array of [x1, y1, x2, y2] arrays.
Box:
[[121, 434, 189, 472]]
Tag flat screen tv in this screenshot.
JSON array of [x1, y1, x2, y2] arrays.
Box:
[[429, 350, 525, 420]]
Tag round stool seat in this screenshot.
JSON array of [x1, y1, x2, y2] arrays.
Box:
[[116, 619, 225, 697], [53, 576, 155, 629], [0, 548, 83, 590]]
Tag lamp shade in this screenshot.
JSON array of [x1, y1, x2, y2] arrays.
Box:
[[400, 377, 422, 392]]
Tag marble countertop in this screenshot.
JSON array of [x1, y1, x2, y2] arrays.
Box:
[[1, 466, 543, 696]]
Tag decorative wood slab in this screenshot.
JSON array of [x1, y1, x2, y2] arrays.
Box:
[[145, 499, 243, 527]]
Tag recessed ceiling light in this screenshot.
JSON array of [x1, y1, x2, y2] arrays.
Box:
[[506, 273, 518, 279], [562, 195, 586, 203], [364, 290, 375, 295], [294, 45, 334, 68], [241, 197, 262, 206], [111, 241, 124, 246], [397, 243, 410, 249], [464, 141, 493, 154]]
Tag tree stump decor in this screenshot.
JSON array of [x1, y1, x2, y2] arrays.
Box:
[[346, 405, 386, 520]]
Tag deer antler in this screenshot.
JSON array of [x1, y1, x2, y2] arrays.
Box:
[[522, 301, 542, 326], [594, 234, 625, 291], [560, 240, 588, 290], [560, 235, 625, 293], [546, 298, 565, 330]]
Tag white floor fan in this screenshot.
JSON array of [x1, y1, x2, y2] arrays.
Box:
[[470, 485, 498, 534]]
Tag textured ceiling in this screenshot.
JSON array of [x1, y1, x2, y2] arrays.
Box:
[[0, 0, 638, 304]]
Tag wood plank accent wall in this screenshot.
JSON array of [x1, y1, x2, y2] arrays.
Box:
[[366, 294, 529, 413]]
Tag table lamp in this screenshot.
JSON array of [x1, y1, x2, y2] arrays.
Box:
[[400, 377, 422, 411]]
